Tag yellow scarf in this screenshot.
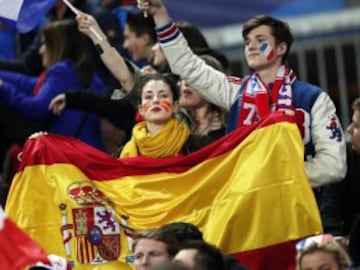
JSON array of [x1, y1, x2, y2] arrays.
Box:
[[120, 118, 190, 158]]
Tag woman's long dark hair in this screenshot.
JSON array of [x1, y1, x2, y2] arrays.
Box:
[[42, 19, 95, 87]]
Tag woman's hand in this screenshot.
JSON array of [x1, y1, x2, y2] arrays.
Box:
[[76, 12, 106, 43], [29, 131, 48, 139], [49, 93, 66, 115]]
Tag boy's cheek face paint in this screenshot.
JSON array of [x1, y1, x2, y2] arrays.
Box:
[[259, 43, 276, 61], [160, 100, 171, 112]]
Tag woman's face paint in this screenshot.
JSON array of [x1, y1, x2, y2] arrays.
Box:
[[139, 80, 177, 124], [141, 101, 151, 113], [159, 100, 171, 112], [259, 43, 276, 61]]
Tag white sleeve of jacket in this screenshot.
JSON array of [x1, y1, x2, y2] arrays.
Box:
[[159, 26, 239, 111], [305, 92, 347, 187]]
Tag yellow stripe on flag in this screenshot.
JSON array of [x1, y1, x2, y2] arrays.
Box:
[[5, 114, 322, 269]]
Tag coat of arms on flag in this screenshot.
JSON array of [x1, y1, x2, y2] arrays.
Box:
[[59, 181, 122, 265], [5, 113, 322, 270]]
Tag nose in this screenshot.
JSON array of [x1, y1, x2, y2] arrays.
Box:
[[39, 44, 45, 55], [140, 254, 150, 265], [122, 39, 129, 50], [152, 95, 160, 103], [247, 39, 258, 50]]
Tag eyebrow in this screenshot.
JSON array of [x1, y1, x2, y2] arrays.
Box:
[[143, 89, 169, 94]]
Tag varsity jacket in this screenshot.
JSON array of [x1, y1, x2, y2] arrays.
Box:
[[155, 20, 346, 188]]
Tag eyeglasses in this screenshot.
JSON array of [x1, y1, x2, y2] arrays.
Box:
[[296, 234, 334, 251]]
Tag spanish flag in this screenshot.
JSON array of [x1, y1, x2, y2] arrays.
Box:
[[5, 112, 322, 270]]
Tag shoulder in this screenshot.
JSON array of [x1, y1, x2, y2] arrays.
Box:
[[46, 60, 74, 74], [292, 79, 324, 106], [293, 80, 323, 95], [182, 135, 215, 155]]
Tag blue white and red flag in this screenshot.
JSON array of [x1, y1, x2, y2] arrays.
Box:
[[0, 0, 56, 33]]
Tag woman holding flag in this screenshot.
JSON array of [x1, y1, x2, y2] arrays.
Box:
[[119, 73, 214, 158]]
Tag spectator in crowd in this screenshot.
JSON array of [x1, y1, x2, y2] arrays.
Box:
[[321, 98, 360, 267], [0, 0, 100, 176], [178, 54, 227, 139], [123, 11, 157, 66], [159, 222, 248, 270], [321, 98, 360, 236], [49, 13, 228, 145], [173, 240, 226, 270], [119, 73, 214, 158], [137, 0, 346, 189], [295, 234, 352, 270], [0, 19, 108, 206], [150, 261, 191, 270], [0, 0, 97, 76], [0, 19, 107, 151], [133, 228, 179, 270]]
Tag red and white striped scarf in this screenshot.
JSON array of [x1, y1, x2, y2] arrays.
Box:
[[237, 65, 296, 127]]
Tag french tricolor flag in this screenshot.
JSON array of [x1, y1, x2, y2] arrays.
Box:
[[0, 0, 55, 33], [259, 43, 276, 61]]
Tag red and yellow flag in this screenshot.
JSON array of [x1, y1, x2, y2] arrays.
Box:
[[5, 112, 322, 270]]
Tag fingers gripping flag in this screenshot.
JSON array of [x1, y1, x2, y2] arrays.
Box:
[[0, 0, 56, 33]]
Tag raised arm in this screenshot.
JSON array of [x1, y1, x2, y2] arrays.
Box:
[[76, 12, 135, 92], [137, 0, 240, 110]]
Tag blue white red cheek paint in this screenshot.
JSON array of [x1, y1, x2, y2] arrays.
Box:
[[259, 43, 276, 61]]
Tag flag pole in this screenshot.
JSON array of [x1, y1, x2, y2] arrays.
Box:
[[62, 0, 103, 42]]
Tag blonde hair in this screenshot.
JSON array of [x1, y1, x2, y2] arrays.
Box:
[[296, 241, 351, 270]]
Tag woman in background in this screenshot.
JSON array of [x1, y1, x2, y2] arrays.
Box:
[[0, 19, 107, 151]]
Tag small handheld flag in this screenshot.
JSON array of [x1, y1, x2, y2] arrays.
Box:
[[0, 0, 56, 33]]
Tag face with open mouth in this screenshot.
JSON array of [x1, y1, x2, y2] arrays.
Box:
[[179, 80, 207, 108], [139, 79, 178, 125]]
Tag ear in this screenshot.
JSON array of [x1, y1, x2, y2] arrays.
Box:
[[141, 33, 152, 46], [276, 42, 287, 57]]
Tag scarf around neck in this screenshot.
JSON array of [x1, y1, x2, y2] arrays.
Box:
[[120, 118, 190, 158], [236, 65, 296, 128]]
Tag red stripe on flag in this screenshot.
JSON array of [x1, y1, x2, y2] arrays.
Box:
[[17, 112, 296, 179], [233, 239, 298, 270]]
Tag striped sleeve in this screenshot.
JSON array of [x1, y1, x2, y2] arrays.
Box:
[[156, 19, 180, 44]]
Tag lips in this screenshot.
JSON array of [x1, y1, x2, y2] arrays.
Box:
[[150, 106, 162, 112], [182, 89, 193, 96]]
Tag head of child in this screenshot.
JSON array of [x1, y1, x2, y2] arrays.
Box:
[[137, 73, 180, 134]]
